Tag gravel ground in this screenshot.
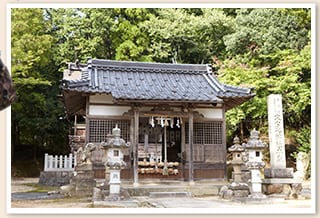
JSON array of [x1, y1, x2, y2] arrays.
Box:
[[10, 177, 314, 211], [11, 178, 92, 208]]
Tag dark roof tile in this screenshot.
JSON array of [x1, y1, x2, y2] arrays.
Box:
[[62, 59, 254, 109]]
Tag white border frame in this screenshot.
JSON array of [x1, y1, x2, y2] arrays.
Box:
[[6, 3, 316, 215]]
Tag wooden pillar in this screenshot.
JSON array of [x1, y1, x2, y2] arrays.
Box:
[[85, 96, 90, 144], [130, 117, 134, 169], [188, 108, 194, 183], [222, 106, 227, 180], [74, 115, 77, 135], [181, 119, 186, 179], [133, 109, 139, 185]]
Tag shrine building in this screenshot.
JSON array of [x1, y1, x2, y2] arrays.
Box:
[[61, 58, 254, 183]]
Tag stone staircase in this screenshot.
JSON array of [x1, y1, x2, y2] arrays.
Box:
[[121, 180, 227, 197], [149, 191, 191, 198]]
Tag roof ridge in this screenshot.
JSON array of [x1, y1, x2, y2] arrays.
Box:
[[89, 58, 210, 74]]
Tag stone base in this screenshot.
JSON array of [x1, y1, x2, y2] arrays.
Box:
[[39, 171, 73, 186], [67, 170, 96, 197], [262, 178, 302, 198], [231, 171, 251, 183], [219, 182, 250, 199], [93, 187, 131, 201], [264, 168, 294, 178], [263, 178, 297, 184], [105, 194, 122, 201]]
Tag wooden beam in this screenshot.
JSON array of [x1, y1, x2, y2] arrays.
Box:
[[142, 111, 188, 118]]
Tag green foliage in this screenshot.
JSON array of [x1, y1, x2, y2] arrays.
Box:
[[11, 8, 69, 156], [224, 8, 311, 56], [10, 8, 311, 172], [45, 8, 114, 64], [218, 42, 311, 138], [111, 8, 154, 61], [289, 126, 311, 178], [289, 127, 311, 157], [142, 8, 234, 63], [11, 8, 53, 86]]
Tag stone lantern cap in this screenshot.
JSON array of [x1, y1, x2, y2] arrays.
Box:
[[102, 124, 129, 148], [228, 136, 245, 152], [243, 128, 267, 150]]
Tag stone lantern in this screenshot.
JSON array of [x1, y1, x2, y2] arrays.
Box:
[[228, 136, 246, 183], [101, 124, 129, 200], [243, 128, 268, 199]]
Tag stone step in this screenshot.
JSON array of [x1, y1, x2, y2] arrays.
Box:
[[149, 191, 191, 198], [126, 185, 224, 197]]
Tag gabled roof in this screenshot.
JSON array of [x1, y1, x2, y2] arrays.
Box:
[[61, 59, 254, 115]]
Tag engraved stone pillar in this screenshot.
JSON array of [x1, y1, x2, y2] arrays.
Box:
[[266, 94, 293, 178], [267, 94, 286, 169], [265, 94, 293, 178], [264, 94, 300, 198]]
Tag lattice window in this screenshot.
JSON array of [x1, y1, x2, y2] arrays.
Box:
[[88, 119, 130, 143], [185, 121, 223, 145]]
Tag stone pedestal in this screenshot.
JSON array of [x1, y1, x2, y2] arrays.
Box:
[[68, 164, 96, 197], [262, 178, 302, 199], [264, 168, 294, 178], [232, 165, 243, 182], [107, 169, 121, 200], [219, 182, 250, 199], [249, 168, 266, 199]]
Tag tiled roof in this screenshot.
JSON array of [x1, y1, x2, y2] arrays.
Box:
[[61, 59, 254, 113]]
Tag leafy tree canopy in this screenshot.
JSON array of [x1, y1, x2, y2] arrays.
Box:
[[10, 7, 312, 166]]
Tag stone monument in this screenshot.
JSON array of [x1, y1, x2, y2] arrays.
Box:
[[263, 94, 301, 198]]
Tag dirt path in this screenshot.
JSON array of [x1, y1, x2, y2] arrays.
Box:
[[10, 177, 313, 210], [11, 177, 92, 208]]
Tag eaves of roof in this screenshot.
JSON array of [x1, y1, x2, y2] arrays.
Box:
[[61, 59, 254, 113]]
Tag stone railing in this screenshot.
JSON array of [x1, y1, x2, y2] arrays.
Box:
[[44, 153, 76, 172]]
